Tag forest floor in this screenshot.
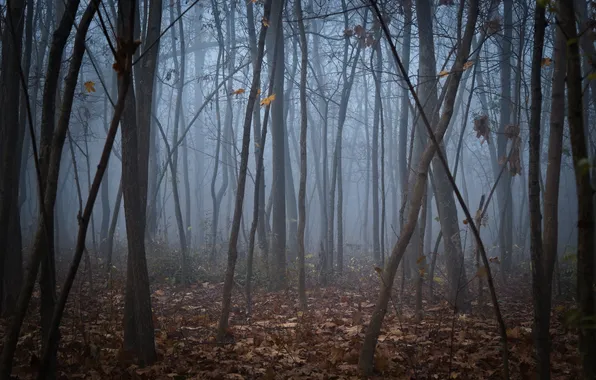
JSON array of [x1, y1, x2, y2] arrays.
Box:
[[0, 257, 582, 379]]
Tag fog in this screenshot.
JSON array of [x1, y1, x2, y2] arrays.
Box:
[[0, 0, 593, 378]]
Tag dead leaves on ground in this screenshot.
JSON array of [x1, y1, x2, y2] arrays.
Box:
[[0, 269, 582, 379]]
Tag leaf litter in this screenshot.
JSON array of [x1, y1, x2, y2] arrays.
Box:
[[0, 266, 581, 379]]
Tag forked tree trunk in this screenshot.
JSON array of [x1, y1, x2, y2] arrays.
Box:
[[358, 0, 478, 373], [120, 0, 157, 366], [168, 0, 188, 283], [217, 0, 271, 341], [0, 0, 96, 376], [36, 11, 131, 376]]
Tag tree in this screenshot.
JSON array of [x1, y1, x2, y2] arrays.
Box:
[[498, 0, 514, 274], [296, 0, 308, 310], [119, 0, 157, 366], [359, 0, 479, 373], [527, 2, 548, 377], [267, 0, 286, 290], [217, 0, 272, 342], [559, 1, 596, 377], [0, 0, 26, 317]]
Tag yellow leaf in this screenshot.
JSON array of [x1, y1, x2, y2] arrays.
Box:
[[438, 70, 450, 78], [84, 81, 96, 93], [541, 57, 552, 67], [260, 93, 276, 107], [463, 61, 474, 70], [231, 88, 245, 96], [257, 88, 262, 95], [588, 72, 596, 81], [262, 17, 270, 27]]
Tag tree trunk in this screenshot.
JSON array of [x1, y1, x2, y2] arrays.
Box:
[[371, 25, 382, 264], [217, 0, 271, 341], [209, 0, 228, 263], [0, 0, 26, 318], [498, 0, 514, 274], [267, 0, 286, 290], [527, 3, 548, 378], [168, 0, 188, 283], [120, 0, 157, 366], [296, 0, 308, 310], [0, 0, 97, 376], [560, 1, 596, 378], [138, 0, 162, 245], [106, 178, 123, 273], [358, 0, 478, 372]]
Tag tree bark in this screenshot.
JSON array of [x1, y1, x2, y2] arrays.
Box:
[[296, 0, 308, 310], [498, 0, 514, 274], [119, 0, 157, 366], [527, 3, 548, 378], [0, 0, 26, 318], [559, 1, 596, 378], [267, 0, 286, 290]]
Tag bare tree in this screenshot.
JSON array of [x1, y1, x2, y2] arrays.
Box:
[[267, 0, 287, 290], [296, 0, 308, 310], [559, 1, 596, 378], [0, 0, 26, 317], [119, 0, 157, 366], [359, 0, 479, 373], [217, 0, 271, 342]]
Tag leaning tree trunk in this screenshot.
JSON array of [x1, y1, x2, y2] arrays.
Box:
[[419, 0, 470, 312], [0, 0, 97, 376], [36, 13, 131, 376], [358, 0, 479, 373]]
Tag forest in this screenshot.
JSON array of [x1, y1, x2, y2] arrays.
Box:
[[0, 0, 595, 378]]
